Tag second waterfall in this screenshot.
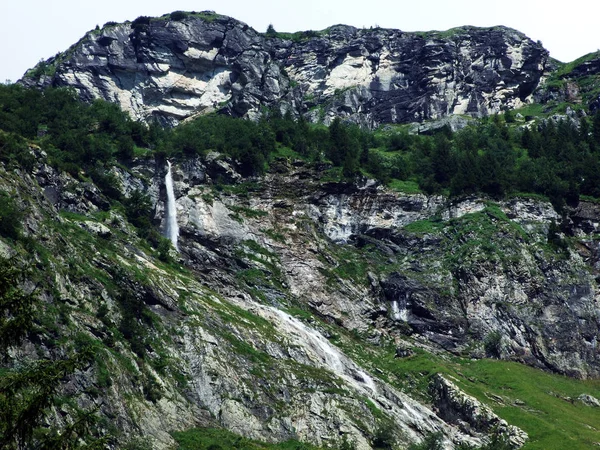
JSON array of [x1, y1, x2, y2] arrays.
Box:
[[165, 160, 179, 251]]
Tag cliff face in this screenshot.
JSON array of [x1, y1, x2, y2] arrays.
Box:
[[20, 12, 549, 126]]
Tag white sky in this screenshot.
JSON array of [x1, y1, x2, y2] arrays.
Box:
[[1, 0, 600, 83]]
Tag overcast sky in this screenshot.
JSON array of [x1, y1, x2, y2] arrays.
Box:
[[2, 0, 600, 83]]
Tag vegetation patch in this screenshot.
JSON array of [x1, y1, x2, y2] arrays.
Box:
[[172, 427, 323, 449]]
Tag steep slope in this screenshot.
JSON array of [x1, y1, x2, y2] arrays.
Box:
[[4, 142, 600, 448], [533, 51, 600, 112], [0, 149, 487, 449], [20, 11, 549, 127]]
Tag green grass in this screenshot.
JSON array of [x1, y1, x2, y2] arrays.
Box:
[[512, 103, 547, 118], [271, 145, 307, 161], [172, 427, 323, 449], [387, 179, 422, 194], [402, 218, 444, 235], [331, 331, 600, 450], [551, 51, 600, 78]]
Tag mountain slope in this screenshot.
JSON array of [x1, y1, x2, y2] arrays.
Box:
[[2, 139, 600, 448]]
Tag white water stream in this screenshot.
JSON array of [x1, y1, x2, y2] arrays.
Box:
[[391, 300, 402, 320], [390, 299, 408, 321], [165, 160, 179, 250], [225, 297, 477, 447], [269, 307, 377, 394]]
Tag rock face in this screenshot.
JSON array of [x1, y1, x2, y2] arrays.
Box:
[[20, 12, 549, 127], [430, 375, 528, 448]]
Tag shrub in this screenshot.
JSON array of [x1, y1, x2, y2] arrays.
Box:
[[0, 191, 22, 240], [484, 331, 503, 358], [408, 432, 444, 450], [372, 423, 395, 449], [170, 11, 188, 21]]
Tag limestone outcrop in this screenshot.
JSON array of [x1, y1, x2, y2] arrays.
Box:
[[20, 12, 549, 127]]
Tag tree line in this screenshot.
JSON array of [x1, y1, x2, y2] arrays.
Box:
[[2, 84, 600, 210]]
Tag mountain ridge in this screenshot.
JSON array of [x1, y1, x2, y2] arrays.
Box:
[[20, 11, 550, 128]]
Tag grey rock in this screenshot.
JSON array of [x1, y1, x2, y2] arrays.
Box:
[[430, 374, 528, 448], [395, 343, 414, 358], [578, 394, 600, 407], [21, 16, 549, 128]]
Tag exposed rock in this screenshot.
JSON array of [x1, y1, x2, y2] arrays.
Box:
[[20, 14, 549, 127], [578, 394, 600, 407], [395, 342, 414, 358], [79, 221, 111, 238], [5, 146, 600, 449], [430, 374, 528, 448]]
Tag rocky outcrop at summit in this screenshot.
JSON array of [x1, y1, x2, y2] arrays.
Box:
[[20, 12, 549, 127]]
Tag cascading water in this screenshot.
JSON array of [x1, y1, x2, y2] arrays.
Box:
[[268, 307, 377, 394], [165, 160, 179, 250], [391, 300, 402, 320], [390, 295, 409, 321], [233, 300, 475, 445]]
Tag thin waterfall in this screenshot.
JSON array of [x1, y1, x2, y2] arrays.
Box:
[[391, 300, 402, 320], [165, 160, 179, 250], [269, 307, 377, 394]]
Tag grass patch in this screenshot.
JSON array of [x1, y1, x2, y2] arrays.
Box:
[[403, 218, 444, 235], [387, 179, 422, 194]]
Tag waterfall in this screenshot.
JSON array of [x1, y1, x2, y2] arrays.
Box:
[[268, 307, 377, 394], [234, 300, 469, 444], [391, 297, 409, 321], [165, 160, 179, 250], [391, 300, 401, 320]]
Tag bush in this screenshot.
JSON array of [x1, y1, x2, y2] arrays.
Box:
[[372, 423, 395, 449], [484, 331, 503, 358], [408, 433, 444, 450], [0, 191, 22, 240], [170, 11, 188, 21], [132, 16, 152, 28]]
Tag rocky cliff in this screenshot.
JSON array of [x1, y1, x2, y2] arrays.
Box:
[[20, 11, 549, 127]]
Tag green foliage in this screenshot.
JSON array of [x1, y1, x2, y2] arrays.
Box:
[[170, 11, 189, 21], [172, 427, 323, 449], [166, 114, 275, 175], [372, 423, 395, 449], [3, 83, 598, 206], [483, 331, 504, 358], [0, 192, 22, 240], [403, 218, 444, 235], [0, 340, 104, 449], [407, 432, 444, 450], [0, 85, 157, 175], [266, 24, 277, 37], [122, 189, 155, 239], [117, 290, 155, 358], [157, 237, 174, 263], [547, 220, 569, 253], [0, 257, 33, 358]]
